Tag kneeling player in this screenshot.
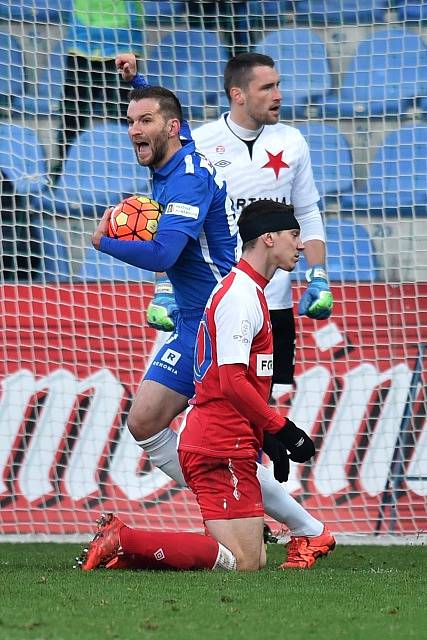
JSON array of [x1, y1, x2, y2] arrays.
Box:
[[76, 201, 335, 572], [177, 201, 321, 569]]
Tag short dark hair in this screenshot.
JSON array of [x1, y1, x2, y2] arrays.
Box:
[[224, 53, 275, 101], [128, 85, 183, 122]]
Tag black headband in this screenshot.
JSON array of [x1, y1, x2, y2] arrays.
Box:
[[238, 209, 300, 244]]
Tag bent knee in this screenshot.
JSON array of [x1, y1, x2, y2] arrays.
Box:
[[235, 554, 261, 572]]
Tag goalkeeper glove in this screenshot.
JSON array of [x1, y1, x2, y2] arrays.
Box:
[[298, 264, 333, 320], [263, 432, 290, 483], [273, 419, 315, 463], [147, 276, 178, 332]]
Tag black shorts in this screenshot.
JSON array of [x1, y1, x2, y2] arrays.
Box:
[[269, 308, 296, 385]]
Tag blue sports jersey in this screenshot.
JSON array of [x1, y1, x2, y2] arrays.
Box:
[[100, 140, 237, 313], [152, 141, 237, 313]]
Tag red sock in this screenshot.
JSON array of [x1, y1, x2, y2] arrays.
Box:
[[119, 527, 220, 570]]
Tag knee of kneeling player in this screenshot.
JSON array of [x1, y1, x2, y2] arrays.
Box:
[[235, 553, 263, 572]]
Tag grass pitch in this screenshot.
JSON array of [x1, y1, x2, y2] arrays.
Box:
[[0, 543, 425, 640]]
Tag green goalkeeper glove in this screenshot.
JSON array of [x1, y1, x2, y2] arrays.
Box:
[[298, 264, 333, 320], [147, 276, 178, 332]]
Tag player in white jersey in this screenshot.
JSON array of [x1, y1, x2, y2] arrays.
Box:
[[192, 52, 333, 395]]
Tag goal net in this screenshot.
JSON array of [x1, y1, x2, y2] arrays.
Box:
[[0, 1, 426, 541]]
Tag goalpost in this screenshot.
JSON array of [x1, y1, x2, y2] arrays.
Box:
[[0, 1, 426, 542]]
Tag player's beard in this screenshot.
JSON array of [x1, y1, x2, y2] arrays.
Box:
[[246, 101, 281, 127], [135, 127, 170, 168]]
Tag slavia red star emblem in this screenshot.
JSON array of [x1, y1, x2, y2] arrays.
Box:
[[261, 150, 289, 178]]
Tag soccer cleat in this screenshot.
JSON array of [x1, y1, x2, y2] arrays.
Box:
[[75, 513, 125, 571], [280, 526, 336, 569], [105, 554, 138, 570]]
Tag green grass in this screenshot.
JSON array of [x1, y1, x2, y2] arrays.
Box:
[[0, 543, 426, 640]]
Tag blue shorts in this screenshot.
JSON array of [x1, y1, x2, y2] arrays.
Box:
[[144, 312, 201, 398]]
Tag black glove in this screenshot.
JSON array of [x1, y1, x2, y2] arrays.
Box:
[[263, 431, 290, 483], [274, 419, 315, 463]]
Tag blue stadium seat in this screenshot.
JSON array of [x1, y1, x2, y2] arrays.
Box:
[[321, 28, 427, 118], [419, 95, 427, 114], [341, 124, 427, 216], [143, 1, 187, 26], [14, 39, 67, 117], [76, 244, 154, 282], [254, 28, 332, 118], [247, 2, 293, 28], [0, 31, 25, 114], [146, 30, 229, 120], [33, 223, 71, 282], [32, 122, 150, 218], [0, 123, 49, 196], [395, 1, 427, 23], [324, 217, 379, 281], [295, 122, 353, 199], [0, 0, 72, 23], [293, 0, 390, 25], [292, 217, 379, 281]]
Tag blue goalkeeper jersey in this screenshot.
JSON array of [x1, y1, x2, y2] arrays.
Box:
[[153, 140, 237, 313]]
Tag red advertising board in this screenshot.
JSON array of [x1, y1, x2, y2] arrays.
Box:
[[1, 283, 426, 536]]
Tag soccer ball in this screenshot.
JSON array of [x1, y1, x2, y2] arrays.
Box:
[[108, 195, 162, 241]]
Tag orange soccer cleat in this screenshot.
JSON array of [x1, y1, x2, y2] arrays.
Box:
[[105, 554, 140, 570], [75, 513, 125, 571], [280, 526, 336, 569]]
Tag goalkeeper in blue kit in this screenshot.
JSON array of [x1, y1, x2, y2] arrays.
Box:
[[90, 54, 335, 569]]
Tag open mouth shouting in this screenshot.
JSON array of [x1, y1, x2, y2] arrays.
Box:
[[134, 140, 152, 163]]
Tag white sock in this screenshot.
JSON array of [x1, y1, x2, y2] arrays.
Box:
[[256, 464, 323, 537], [136, 427, 186, 487], [212, 543, 237, 571]]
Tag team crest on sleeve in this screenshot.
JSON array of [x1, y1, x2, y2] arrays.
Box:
[[232, 319, 251, 344], [165, 202, 200, 219]]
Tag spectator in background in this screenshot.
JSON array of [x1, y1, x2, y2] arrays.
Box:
[[54, 0, 144, 174]]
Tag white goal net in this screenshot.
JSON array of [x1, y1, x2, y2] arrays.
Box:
[[0, 1, 426, 541]]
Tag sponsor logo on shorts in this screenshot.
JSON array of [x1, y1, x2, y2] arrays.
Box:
[[154, 548, 165, 561], [165, 202, 199, 219], [257, 354, 273, 376], [161, 349, 182, 366], [215, 160, 231, 168], [150, 348, 183, 375]]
